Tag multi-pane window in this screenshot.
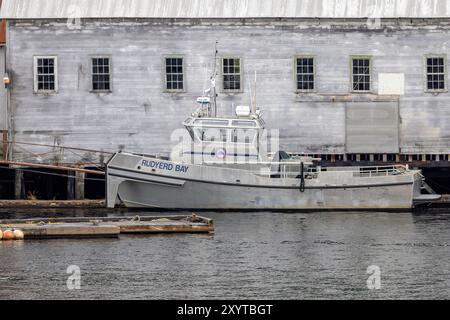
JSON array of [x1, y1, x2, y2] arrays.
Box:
[[425, 56, 446, 91], [165, 57, 184, 91], [92, 57, 111, 91], [34, 56, 57, 93], [295, 56, 315, 91], [351, 57, 371, 92], [222, 58, 241, 91]]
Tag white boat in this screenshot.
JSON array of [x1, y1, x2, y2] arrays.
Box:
[[106, 100, 440, 210]]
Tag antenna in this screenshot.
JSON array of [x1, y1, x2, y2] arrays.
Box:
[[253, 71, 257, 114], [247, 71, 253, 110], [247, 70, 258, 114], [211, 40, 219, 117]]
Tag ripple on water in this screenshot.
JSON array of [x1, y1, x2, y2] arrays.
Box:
[[1, 210, 450, 299]]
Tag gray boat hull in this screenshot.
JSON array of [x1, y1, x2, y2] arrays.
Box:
[[106, 152, 434, 210]]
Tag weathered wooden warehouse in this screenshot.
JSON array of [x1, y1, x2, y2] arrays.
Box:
[[1, 0, 450, 166]]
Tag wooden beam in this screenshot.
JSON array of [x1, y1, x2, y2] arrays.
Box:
[[7, 141, 114, 154], [0, 160, 105, 175]]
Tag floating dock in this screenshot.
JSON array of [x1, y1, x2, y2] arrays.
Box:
[[0, 214, 214, 240]]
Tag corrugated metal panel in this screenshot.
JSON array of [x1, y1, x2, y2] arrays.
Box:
[[1, 0, 449, 19]]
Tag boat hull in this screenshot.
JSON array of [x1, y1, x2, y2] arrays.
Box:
[[106, 153, 429, 210], [115, 175, 414, 210]]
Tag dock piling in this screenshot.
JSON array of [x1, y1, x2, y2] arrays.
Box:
[[67, 171, 75, 200], [75, 171, 85, 200], [14, 169, 24, 199]]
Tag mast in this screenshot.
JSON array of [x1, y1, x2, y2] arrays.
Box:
[[253, 71, 257, 114], [211, 40, 218, 117]]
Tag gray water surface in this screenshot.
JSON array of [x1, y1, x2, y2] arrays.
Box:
[[1, 211, 449, 299]]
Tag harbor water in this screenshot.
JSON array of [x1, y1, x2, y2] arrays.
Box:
[[1, 210, 449, 299]]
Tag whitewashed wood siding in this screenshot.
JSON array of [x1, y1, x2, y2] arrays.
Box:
[[5, 19, 450, 163]]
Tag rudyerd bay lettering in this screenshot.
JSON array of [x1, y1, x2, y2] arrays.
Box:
[[141, 159, 189, 173]]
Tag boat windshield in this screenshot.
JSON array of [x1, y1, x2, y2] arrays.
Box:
[[185, 117, 262, 143], [231, 120, 257, 128], [232, 129, 257, 144], [193, 119, 229, 127], [195, 128, 228, 142]]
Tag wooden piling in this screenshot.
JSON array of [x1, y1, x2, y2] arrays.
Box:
[[66, 170, 84, 200], [75, 171, 85, 200], [67, 171, 75, 200], [1, 131, 7, 160], [14, 169, 24, 199]]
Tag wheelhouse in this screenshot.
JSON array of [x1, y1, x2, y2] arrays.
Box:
[[182, 117, 265, 145]]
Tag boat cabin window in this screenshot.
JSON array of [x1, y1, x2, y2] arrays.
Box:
[[188, 118, 261, 143], [232, 129, 257, 144], [195, 128, 228, 142], [231, 120, 257, 127], [186, 126, 195, 140], [258, 118, 265, 127], [193, 119, 229, 127]]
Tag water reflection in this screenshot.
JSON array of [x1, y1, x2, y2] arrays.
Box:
[[0, 210, 449, 299]]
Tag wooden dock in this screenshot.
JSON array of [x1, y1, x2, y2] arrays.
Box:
[[0, 214, 214, 239], [0, 223, 120, 239], [0, 199, 106, 208]]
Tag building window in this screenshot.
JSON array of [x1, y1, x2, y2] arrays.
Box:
[[295, 56, 315, 92], [425, 55, 447, 92], [222, 58, 241, 92], [33, 56, 57, 93], [164, 56, 184, 92], [351, 57, 371, 92], [92, 57, 111, 92]]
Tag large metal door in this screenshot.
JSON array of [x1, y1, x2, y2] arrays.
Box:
[[345, 101, 399, 153]]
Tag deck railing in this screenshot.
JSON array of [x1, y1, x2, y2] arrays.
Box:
[[353, 165, 408, 177], [275, 164, 409, 179]]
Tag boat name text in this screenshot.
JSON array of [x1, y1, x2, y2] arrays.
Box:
[[141, 160, 189, 173]]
